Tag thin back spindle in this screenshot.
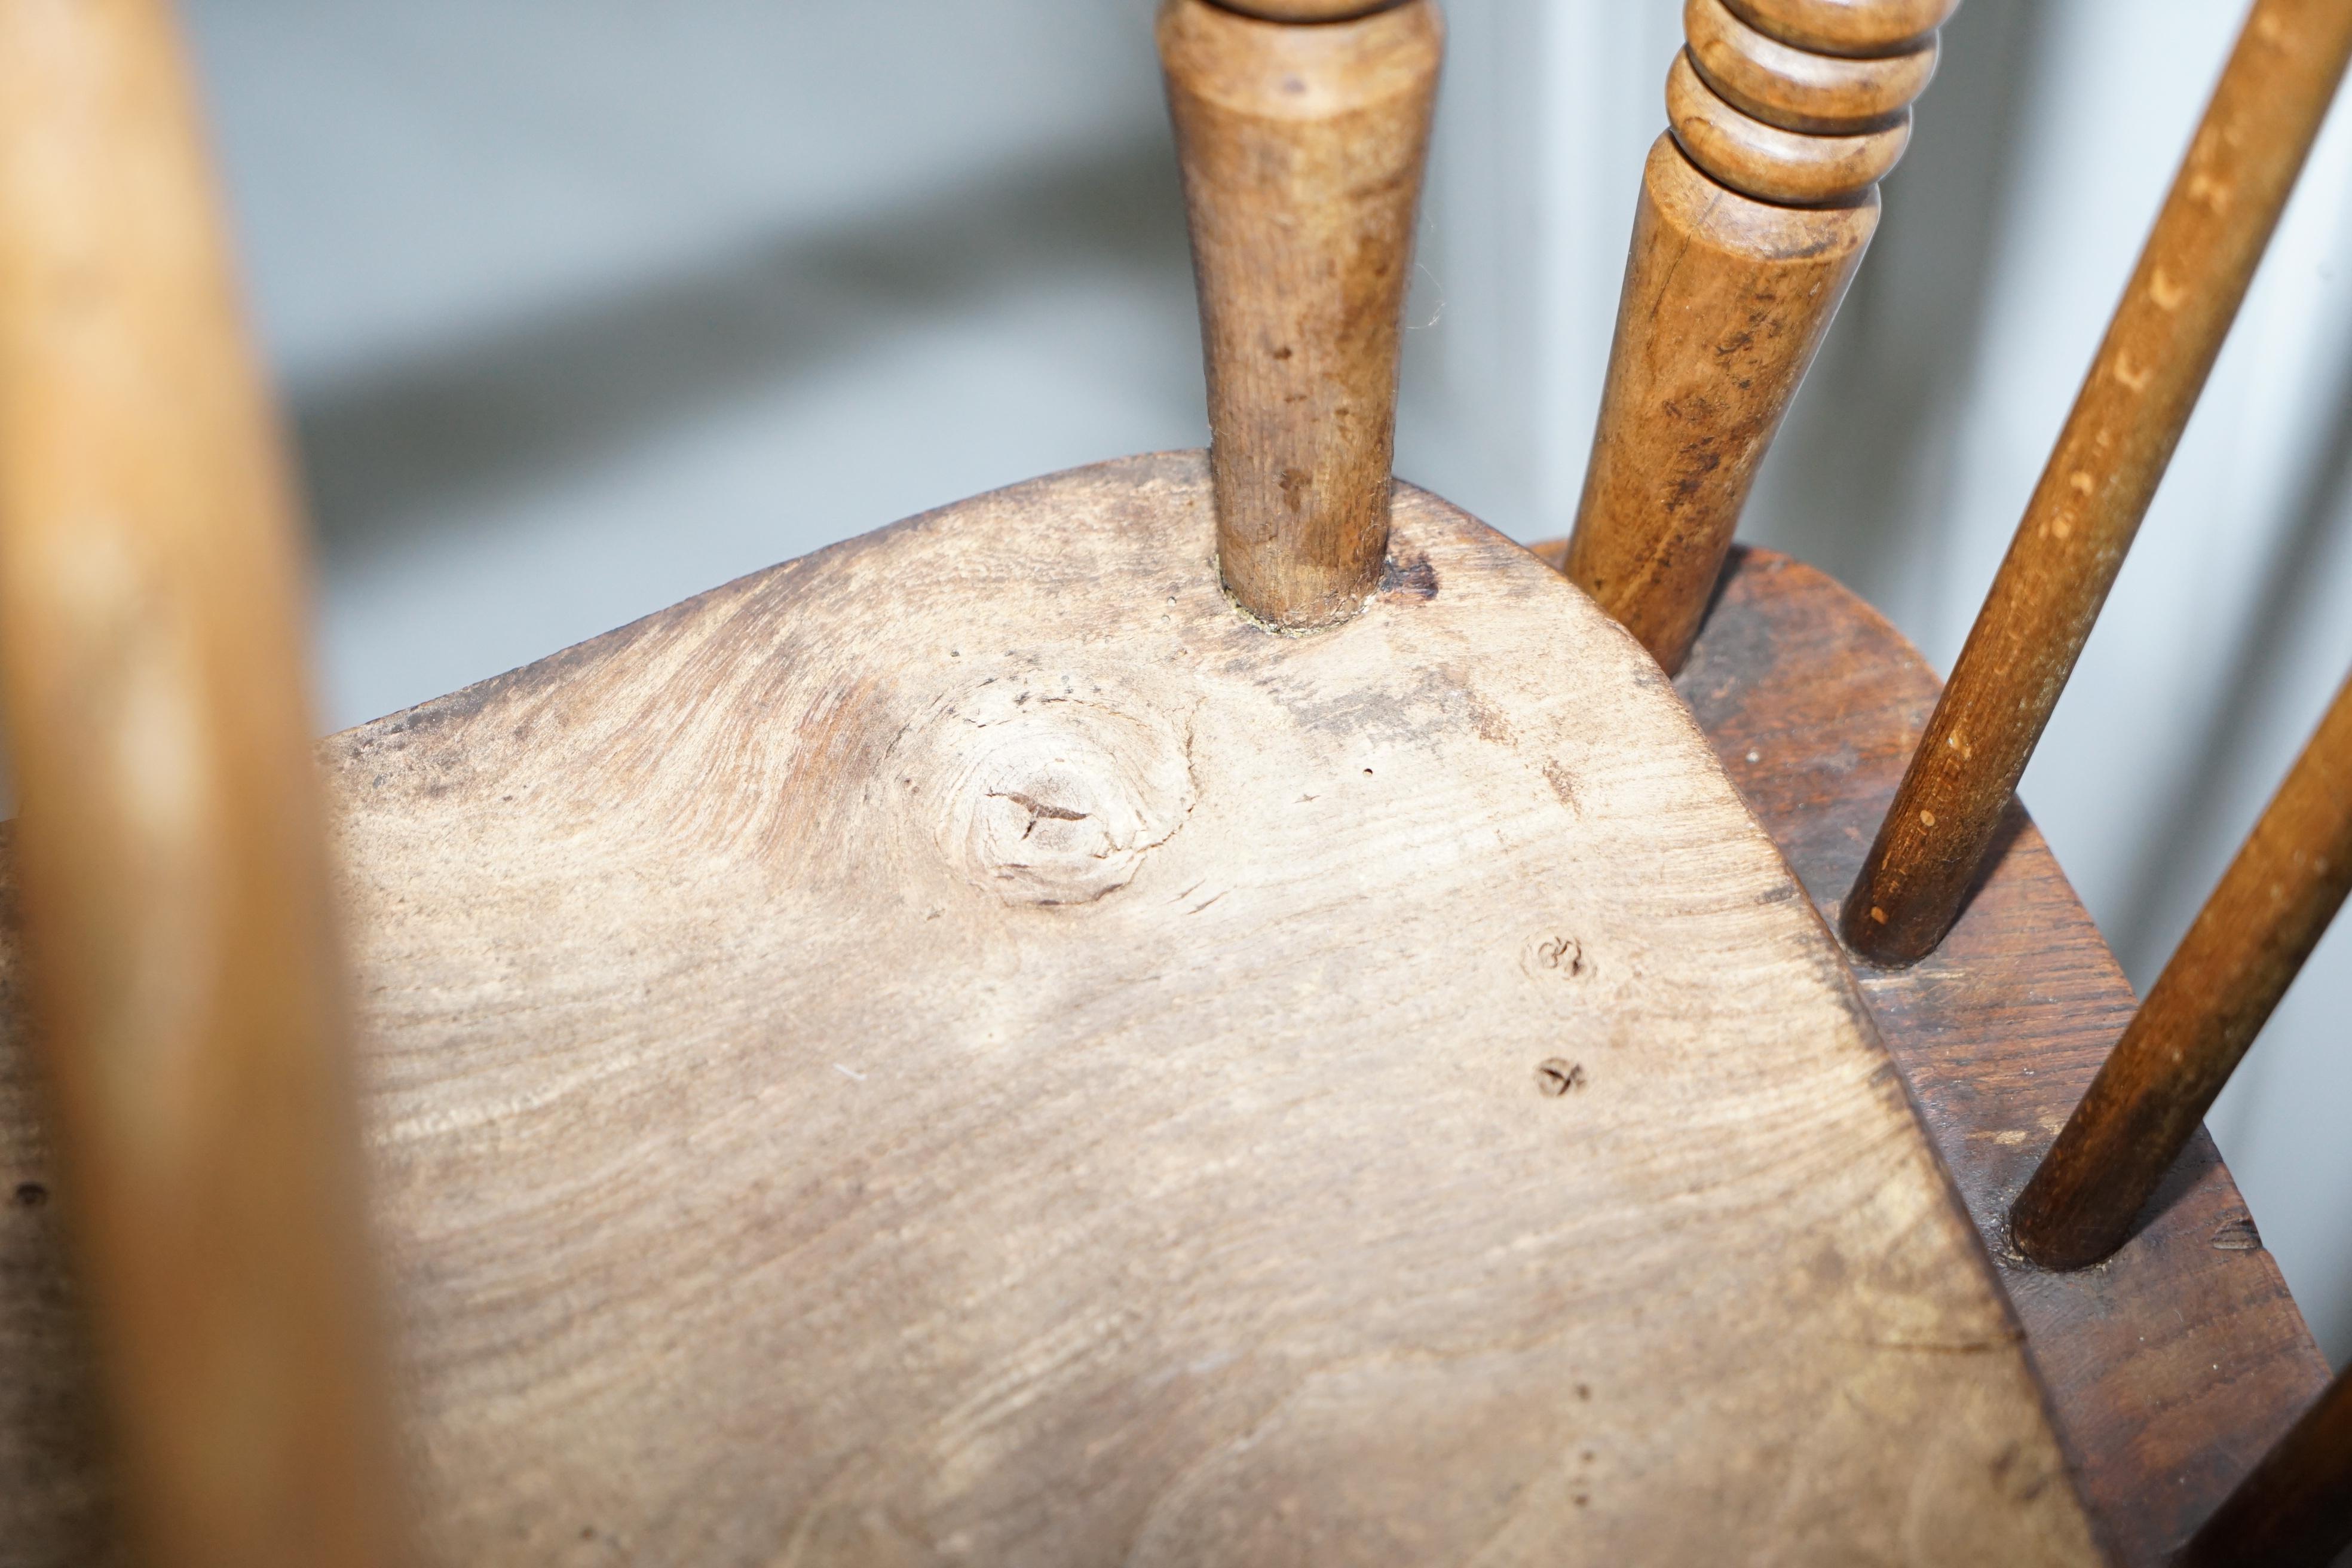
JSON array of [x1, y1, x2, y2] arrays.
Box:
[[1157, 0, 1441, 629], [1842, 0, 2352, 965], [2010, 664, 2352, 1269], [0, 1, 409, 1563], [1560, 0, 1956, 672]]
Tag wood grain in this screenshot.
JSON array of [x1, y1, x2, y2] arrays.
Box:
[[2178, 1361, 2352, 1568], [0, 3, 409, 1566], [2012, 665, 2352, 1269], [1843, 0, 2352, 964], [0, 455, 2104, 1565], [1563, 136, 1876, 672], [1539, 539, 2329, 1566], [1158, 0, 1440, 630]]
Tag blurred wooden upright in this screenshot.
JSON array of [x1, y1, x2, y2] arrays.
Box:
[[0, 1, 2120, 1560], [0, 2, 409, 1566]]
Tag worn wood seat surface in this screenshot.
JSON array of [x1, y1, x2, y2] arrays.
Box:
[[1, 454, 2105, 1565], [1644, 544, 2330, 1566]]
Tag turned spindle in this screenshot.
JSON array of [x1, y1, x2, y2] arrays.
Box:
[[1844, 0, 2352, 964], [2010, 664, 2352, 1270], [1157, 0, 1442, 630], [1561, 0, 1953, 673], [0, 2, 409, 1564]]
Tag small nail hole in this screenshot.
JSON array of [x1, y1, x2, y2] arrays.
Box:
[[1535, 1059, 1587, 1097]]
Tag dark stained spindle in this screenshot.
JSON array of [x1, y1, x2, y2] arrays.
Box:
[[2011, 666, 2352, 1269]]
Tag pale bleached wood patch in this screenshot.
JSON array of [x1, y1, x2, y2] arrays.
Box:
[[2, 452, 2102, 1564]]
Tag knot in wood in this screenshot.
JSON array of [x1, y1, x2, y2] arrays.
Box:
[[924, 675, 1193, 906]]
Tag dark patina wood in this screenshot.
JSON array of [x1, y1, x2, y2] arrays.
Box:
[[2178, 1361, 2352, 1568], [1159, 0, 1441, 629], [1682, 548, 2330, 1566], [1538, 538, 2330, 1566]]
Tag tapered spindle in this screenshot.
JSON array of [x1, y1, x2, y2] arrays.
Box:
[[2177, 1362, 2352, 1568], [1157, 0, 1442, 630], [0, 2, 409, 1565], [1844, 0, 2352, 964], [2010, 666, 2352, 1269], [1561, 0, 1955, 673]]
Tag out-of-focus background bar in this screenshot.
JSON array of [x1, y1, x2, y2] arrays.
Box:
[[182, 1, 2352, 1359]]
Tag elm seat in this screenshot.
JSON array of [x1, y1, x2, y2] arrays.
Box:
[[2, 457, 2100, 1562]]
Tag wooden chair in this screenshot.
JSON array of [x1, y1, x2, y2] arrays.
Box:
[[0, 1, 2344, 1564]]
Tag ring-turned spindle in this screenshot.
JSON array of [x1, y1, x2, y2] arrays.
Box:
[[1561, 0, 1954, 673], [1158, 0, 1443, 630]]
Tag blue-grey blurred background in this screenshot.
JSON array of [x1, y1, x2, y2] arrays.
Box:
[[182, 0, 2352, 1362]]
